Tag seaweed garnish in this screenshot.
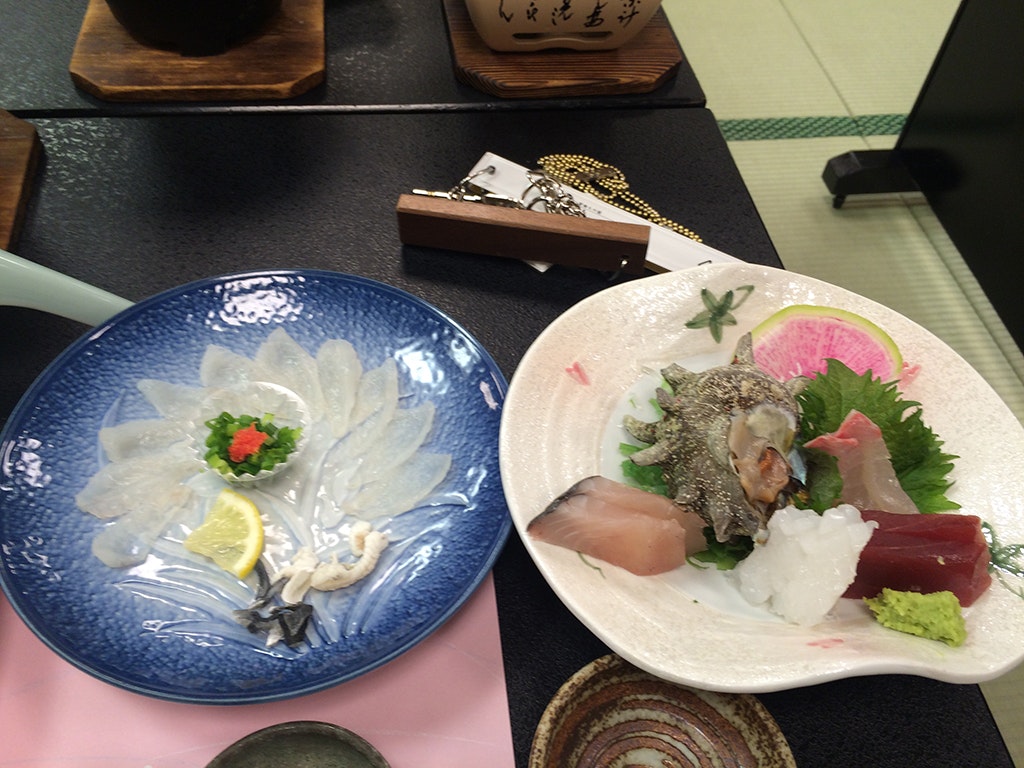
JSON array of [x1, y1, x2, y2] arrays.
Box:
[[984, 522, 1024, 600], [233, 560, 314, 647]]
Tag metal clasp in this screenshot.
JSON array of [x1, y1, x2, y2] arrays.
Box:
[[412, 166, 524, 209]]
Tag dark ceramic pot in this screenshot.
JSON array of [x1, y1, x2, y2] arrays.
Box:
[[104, 0, 283, 56]]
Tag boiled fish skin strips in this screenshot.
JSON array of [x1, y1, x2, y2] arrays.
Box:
[[803, 409, 919, 515], [528, 476, 705, 577], [844, 509, 992, 606]]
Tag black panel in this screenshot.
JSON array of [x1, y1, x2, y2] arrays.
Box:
[[897, 0, 1024, 348]]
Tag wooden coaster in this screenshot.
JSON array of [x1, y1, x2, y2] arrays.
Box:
[[0, 111, 41, 251], [69, 0, 325, 102], [442, 0, 682, 98]]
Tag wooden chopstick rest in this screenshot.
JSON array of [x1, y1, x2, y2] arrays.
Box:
[[396, 193, 650, 275]]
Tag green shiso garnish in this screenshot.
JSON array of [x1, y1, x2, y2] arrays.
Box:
[[204, 411, 302, 478]]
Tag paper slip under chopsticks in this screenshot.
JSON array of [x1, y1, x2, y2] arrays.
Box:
[[467, 153, 740, 273]]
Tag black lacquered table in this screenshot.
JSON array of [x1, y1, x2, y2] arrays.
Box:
[[0, 106, 1014, 768], [0, 0, 705, 116]]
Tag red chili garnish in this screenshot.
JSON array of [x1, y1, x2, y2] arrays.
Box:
[[229, 423, 269, 463]]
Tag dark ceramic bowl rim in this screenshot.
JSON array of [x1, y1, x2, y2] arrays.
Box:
[[206, 720, 390, 767]]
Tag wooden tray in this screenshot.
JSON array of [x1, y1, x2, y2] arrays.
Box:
[[442, 0, 682, 98], [0, 111, 41, 251], [69, 0, 325, 102]]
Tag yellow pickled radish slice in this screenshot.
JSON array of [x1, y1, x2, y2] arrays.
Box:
[[184, 489, 264, 578]]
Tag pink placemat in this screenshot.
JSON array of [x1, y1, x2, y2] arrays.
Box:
[[0, 574, 514, 767]]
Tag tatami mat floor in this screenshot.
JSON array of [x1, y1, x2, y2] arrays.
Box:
[[661, 0, 1024, 763]]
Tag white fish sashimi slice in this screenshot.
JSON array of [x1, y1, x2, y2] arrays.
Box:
[[350, 358, 399, 428], [99, 418, 190, 461], [803, 409, 918, 515], [137, 379, 204, 422], [322, 373, 400, 486], [198, 382, 309, 430], [199, 344, 260, 389], [346, 402, 436, 488], [317, 338, 362, 439], [255, 328, 326, 421], [526, 476, 706, 576], [348, 452, 452, 520], [314, 408, 398, 528], [75, 444, 199, 519], [91, 489, 194, 568]]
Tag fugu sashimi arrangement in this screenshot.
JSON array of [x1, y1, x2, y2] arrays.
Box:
[[529, 305, 1000, 646], [76, 326, 452, 650]]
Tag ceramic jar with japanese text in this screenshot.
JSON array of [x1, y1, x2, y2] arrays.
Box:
[[463, 0, 662, 51]]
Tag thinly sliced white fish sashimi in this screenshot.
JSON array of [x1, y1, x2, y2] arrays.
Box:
[[76, 444, 198, 519], [350, 358, 399, 428], [199, 382, 310, 431], [347, 402, 436, 487], [255, 328, 327, 421], [91, 492, 193, 568], [99, 418, 190, 461], [317, 338, 362, 438], [199, 344, 262, 389], [312, 365, 403, 520], [349, 452, 452, 520], [137, 379, 204, 421], [81, 328, 459, 652]]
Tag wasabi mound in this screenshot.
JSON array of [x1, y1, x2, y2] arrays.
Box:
[[864, 588, 967, 647]]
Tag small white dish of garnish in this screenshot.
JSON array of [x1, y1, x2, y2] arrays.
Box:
[[196, 381, 310, 483]]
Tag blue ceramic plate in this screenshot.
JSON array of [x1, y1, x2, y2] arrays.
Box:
[[0, 270, 510, 704]]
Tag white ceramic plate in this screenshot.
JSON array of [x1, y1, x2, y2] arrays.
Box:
[[500, 262, 1024, 693]]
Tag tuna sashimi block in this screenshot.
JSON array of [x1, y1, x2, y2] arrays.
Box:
[[843, 510, 991, 606]]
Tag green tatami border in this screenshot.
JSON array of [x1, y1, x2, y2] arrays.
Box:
[[718, 114, 907, 141]]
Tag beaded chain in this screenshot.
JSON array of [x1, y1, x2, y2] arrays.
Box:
[[536, 154, 702, 242]]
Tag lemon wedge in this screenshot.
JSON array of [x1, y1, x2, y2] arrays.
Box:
[[184, 489, 264, 578]]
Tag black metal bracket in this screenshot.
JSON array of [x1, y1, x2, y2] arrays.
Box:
[[821, 149, 919, 208]]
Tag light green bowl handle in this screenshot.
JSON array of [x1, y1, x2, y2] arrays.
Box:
[[0, 248, 134, 326]]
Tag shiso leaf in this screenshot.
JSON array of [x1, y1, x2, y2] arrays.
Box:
[[690, 528, 754, 570], [797, 360, 958, 513], [619, 443, 669, 497]]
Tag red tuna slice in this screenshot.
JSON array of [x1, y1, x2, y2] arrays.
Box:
[[803, 410, 918, 515], [527, 476, 706, 576], [843, 509, 992, 606]]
